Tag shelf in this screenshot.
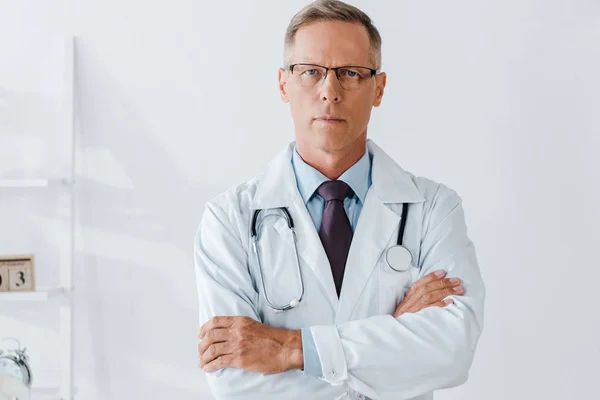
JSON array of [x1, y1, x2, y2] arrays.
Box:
[[0, 179, 73, 188], [31, 385, 78, 399], [31, 386, 60, 399], [0, 287, 70, 302]]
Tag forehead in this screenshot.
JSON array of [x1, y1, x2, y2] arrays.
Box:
[[291, 20, 373, 67]]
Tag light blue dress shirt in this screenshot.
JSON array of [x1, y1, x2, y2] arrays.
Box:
[[291, 145, 373, 377]]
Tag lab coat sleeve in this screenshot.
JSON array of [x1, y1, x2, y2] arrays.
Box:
[[194, 200, 314, 399], [309, 186, 486, 399]]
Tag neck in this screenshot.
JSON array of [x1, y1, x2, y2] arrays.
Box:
[[296, 134, 367, 180]]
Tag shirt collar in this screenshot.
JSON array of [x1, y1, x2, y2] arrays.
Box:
[[291, 144, 372, 205]]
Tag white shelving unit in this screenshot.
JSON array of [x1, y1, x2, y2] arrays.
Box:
[[0, 287, 68, 302], [0, 36, 76, 400], [0, 179, 72, 188]]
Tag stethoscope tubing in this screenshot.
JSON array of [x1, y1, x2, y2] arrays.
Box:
[[251, 203, 412, 311], [252, 208, 305, 312]]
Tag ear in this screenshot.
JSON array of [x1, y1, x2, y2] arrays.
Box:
[[278, 68, 290, 103], [373, 72, 387, 107]]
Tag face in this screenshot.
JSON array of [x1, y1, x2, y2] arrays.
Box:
[[278, 20, 386, 154]]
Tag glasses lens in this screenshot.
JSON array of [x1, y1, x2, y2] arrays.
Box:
[[293, 65, 327, 87], [337, 67, 373, 90], [291, 65, 373, 90]]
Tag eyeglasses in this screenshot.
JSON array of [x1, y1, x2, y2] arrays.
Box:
[[288, 63, 378, 90]]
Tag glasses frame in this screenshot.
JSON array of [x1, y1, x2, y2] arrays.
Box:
[[288, 63, 379, 88]]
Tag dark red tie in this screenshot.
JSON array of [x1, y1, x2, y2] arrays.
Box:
[[317, 180, 353, 298]]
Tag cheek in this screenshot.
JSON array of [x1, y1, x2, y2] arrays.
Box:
[[289, 94, 314, 122], [288, 102, 305, 126], [348, 97, 374, 124]]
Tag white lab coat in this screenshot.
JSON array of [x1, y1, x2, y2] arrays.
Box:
[[194, 140, 485, 400]]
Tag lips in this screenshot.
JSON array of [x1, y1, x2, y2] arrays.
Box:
[[315, 116, 345, 122]]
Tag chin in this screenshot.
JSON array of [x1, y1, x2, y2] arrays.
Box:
[[312, 129, 355, 152]]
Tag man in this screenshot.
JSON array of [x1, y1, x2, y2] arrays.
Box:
[[194, 1, 485, 399]]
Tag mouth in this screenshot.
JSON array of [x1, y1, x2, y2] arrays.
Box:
[[315, 116, 345, 123]]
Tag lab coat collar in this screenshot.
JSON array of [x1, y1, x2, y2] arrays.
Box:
[[250, 139, 425, 209], [366, 140, 425, 204], [250, 142, 300, 210]]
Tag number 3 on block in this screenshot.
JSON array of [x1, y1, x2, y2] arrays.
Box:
[[8, 265, 34, 291]]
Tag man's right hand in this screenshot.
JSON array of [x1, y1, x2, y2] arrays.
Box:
[[393, 270, 464, 318]]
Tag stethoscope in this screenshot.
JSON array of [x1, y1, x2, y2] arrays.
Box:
[[251, 203, 415, 312]]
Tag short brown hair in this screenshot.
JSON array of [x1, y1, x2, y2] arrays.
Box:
[[283, 0, 382, 70]]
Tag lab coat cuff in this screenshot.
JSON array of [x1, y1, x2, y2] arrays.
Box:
[[309, 325, 348, 386], [301, 328, 323, 378]]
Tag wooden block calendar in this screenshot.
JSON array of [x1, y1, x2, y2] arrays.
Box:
[[0, 255, 36, 292]]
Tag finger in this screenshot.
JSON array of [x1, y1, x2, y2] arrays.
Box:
[[405, 296, 456, 314], [406, 279, 462, 310], [199, 316, 234, 339], [396, 291, 422, 315], [412, 298, 455, 312], [398, 289, 421, 311], [203, 354, 236, 373], [199, 342, 231, 368], [409, 270, 446, 291], [198, 328, 229, 354], [419, 285, 464, 307], [434, 299, 455, 308], [423, 277, 461, 293]]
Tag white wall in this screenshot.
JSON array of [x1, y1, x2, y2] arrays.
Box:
[[1, 0, 599, 399]]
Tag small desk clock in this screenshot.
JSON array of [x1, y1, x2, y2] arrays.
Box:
[[0, 338, 32, 397]]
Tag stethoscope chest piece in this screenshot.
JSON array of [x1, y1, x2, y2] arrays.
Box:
[[385, 245, 413, 272]]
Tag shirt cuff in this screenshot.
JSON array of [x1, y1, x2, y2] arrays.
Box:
[[301, 327, 323, 377], [309, 325, 348, 386]]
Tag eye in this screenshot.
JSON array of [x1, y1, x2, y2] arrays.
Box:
[[303, 68, 324, 78], [339, 68, 362, 79]]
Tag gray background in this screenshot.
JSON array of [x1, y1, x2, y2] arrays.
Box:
[[1, 0, 599, 399]]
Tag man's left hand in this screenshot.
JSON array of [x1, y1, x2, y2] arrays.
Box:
[[198, 316, 303, 374]]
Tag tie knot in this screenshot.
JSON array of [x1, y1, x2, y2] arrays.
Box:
[[317, 180, 351, 202]]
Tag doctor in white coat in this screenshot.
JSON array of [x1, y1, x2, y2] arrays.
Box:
[[195, 1, 485, 399]]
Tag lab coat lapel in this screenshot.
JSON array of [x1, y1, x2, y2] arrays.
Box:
[[251, 143, 339, 311], [289, 194, 340, 310], [334, 191, 400, 324], [335, 140, 426, 323]]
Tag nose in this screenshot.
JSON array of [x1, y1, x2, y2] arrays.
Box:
[[319, 69, 342, 103]]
